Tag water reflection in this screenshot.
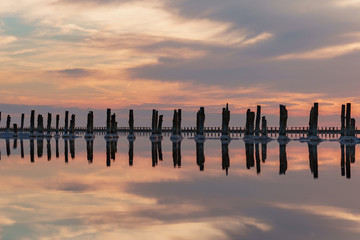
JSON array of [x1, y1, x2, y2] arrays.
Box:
[[47, 139, 51, 161], [172, 140, 181, 168], [222, 141, 230, 175], [86, 139, 94, 164], [245, 142, 254, 170], [308, 143, 318, 179], [151, 140, 163, 167], [196, 141, 205, 171], [279, 143, 287, 175], [129, 140, 134, 166]]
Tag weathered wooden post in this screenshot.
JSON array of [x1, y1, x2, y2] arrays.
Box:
[[307, 103, 319, 138], [151, 109, 158, 135], [177, 109, 182, 135], [255, 105, 261, 137], [171, 109, 182, 139], [196, 107, 205, 138], [30, 110, 35, 136], [346, 103, 351, 136], [55, 114, 60, 137], [279, 105, 288, 138], [341, 105, 345, 136], [172, 109, 178, 135], [221, 104, 230, 139], [69, 114, 75, 136], [46, 113, 52, 136], [279, 143, 287, 175], [37, 114, 44, 136], [6, 115, 11, 133], [111, 113, 118, 137], [85, 111, 94, 138], [13, 124, 18, 137], [20, 113, 24, 133], [349, 118, 356, 137], [261, 116, 267, 138], [128, 109, 135, 138], [105, 108, 111, 138], [157, 115, 163, 135], [245, 109, 255, 136]]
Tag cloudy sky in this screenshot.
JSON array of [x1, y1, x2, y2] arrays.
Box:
[[1, 0, 360, 116]]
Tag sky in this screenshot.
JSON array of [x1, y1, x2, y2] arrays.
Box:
[[1, 0, 360, 120]]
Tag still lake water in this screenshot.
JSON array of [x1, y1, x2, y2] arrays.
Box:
[[0, 133, 359, 240]]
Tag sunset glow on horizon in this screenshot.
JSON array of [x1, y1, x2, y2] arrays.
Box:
[[1, 0, 360, 116]]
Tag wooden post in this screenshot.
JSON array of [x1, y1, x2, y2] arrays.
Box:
[[129, 110, 134, 135], [106, 108, 111, 135], [341, 104, 345, 136], [196, 107, 205, 136], [261, 116, 267, 137], [69, 114, 75, 135], [279, 105, 288, 137], [56, 114, 60, 135], [6, 115, 11, 132], [172, 109, 178, 135], [308, 102, 319, 137], [152, 109, 158, 135], [111, 113, 116, 135], [245, 109, 255, 136], [20, 113, 24, 133], [30, 110, 35, 134], [346, 103, 351, 136], [157, 115, 163, 135], [177, 109, 182, 135], [221, 104, 230, 137], [349, 118, 356, 137], [86, 111, 94, 135], [64, 111, 69, 135], [37, 114, 44, 135], [255, 105, 261, 136], [13, 124, 18, 135], [47, 113, 52, 135]]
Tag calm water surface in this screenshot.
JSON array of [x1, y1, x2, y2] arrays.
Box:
[[0, 134, 359, 239]]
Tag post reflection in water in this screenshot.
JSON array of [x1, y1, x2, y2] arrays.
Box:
[[20, 139, 24, 158], [308, 143, 318, 179], [64, 139, 68, 163], [279, 143, 287, 175], [86, 140, 94, 164], [261, 142, 267, 162], [196, 141, 205, 171], [6, 139, 10, 156], [56, 139, 59, 158], [30, 139, 34, 163], [111, 140, 117, 162], [106, 140, 111, 167], [37, 138, 43, 158], [222, 141, 230, 176], [255, 143, 261, 174], [172, 140, 181, 168], [13, 138, 17, 150], [47, 139, 51, 161], [128, 140, 134, 166], [245, 142, 254, 170], [342, 144, 356, 179], [70, 139, 75, 159]]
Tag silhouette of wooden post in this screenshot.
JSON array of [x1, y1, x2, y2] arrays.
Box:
[[221, 104, 230, 138], [346, 103, 351, 136], [20, 113, 24, 133], [37, 114, 44, 135], [64, 111, 69, 135], [13, 124, 18, 136], [129, 110, 134, 135], [6, 115, 11, 133], [341, 104, 345, 136], [279, 105, 288, 137], [245, 109, 255, 136], [111, 113, 117, 136], [55, 114, 60, 135], [47, 113, 52, 135], [172, 110, 178, 135], [157, 115, 163, 135], [151, 109, 158, 135], [308, 103, 318, 137], [86, 111, 94, 137], [177, 109, 182, 135], [349, 118, 356, 137], [196, 107, 205, 136], [106, 108, 111, 136], [255, 105, 261, 136], [69, 114, 75, 135], [30, 110, 35, 135], [261, 116, 267, 137]]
